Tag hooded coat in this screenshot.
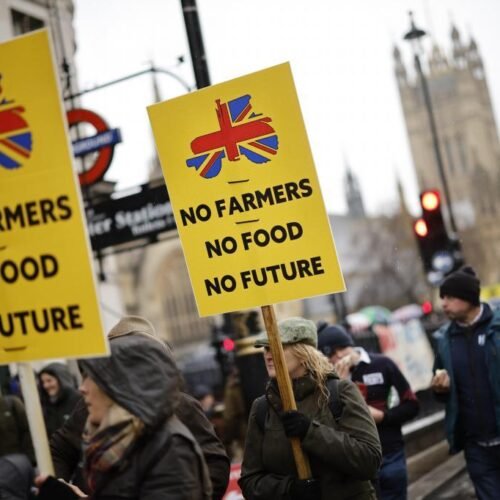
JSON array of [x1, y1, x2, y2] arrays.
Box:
[[39, 362, 81, 438], [78, 333, 212, 499], [50, 316, 229, 499], [239, 375, 382, 500], [50, 395, 229, 499]]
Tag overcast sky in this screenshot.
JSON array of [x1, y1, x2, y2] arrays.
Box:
[[73, 0, 500, 215]]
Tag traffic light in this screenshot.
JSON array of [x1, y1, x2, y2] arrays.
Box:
[[413, 189, 453, 274]]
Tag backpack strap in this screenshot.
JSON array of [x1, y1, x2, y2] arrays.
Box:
[[326, 378, 343, 423]]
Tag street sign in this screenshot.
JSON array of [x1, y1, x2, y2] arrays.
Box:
[[148, 63, 345, 316], [66, 108, 122, 187], [86, 183, 176, 252], [0, 30, 107, 363], [72, 126, 121, 157]]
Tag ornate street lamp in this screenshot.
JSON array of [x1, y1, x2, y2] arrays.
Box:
[[403, 12, 459, 235]]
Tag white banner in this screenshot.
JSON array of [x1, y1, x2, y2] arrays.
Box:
[[373, 319, 434, 392]]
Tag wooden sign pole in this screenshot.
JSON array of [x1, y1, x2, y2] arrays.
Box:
[[261, 305, 312, 479], [18, 363, 55, 475]]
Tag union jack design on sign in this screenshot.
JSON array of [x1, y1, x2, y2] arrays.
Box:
[[186, 94, 279, 179], [0, 78, 33, 170]]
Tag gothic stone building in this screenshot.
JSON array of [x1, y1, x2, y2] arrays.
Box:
[[394, 24, 500, 285]]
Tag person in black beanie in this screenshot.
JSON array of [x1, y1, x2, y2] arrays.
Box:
[[438, 265, 480, 307], [431, 266, 500, 500], [318, 325, 419, 500]]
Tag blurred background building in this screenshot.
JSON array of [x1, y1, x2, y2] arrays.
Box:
[[0, 0, 125, 334], [1, 0, 77, 95]]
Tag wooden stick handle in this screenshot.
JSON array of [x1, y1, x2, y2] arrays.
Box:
[[18, 363, 55, 476], [261, 305, 312, 479]]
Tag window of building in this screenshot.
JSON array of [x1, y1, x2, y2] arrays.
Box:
[[11, 9, 44, 36]]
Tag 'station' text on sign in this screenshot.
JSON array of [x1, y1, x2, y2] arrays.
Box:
[[0, 30, 107, 363], [148, 63, 345, 316], [86, 183, 175, 252]]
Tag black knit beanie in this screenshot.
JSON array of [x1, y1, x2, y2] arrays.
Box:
[[317, 325, 354, 357], [439, 266, 480, 306]]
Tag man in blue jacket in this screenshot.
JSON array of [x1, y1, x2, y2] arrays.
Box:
[[431, 266, 500, 500]]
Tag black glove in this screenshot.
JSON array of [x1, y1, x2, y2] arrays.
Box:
[[37, 476, 81, 500], [280, 410, 311, 440], [288, 478, 321, 500]]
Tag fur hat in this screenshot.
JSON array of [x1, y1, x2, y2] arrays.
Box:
[[439, 266, 480, 306]]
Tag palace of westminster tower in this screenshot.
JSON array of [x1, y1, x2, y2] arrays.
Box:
[[394, 24, 500, 285]]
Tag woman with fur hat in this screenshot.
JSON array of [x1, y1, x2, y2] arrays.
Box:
[[37, 319, 212, 499], [239, 317, 381, 500]]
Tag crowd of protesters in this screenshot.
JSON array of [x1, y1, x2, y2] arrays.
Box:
[[0, 265, 498, 499]]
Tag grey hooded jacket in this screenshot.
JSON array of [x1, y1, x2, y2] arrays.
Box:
[[79, 333, 212, 499], [51, 316, 229, 498]]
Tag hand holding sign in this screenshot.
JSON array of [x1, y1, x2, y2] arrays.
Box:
[[148, 62, 344, 480]]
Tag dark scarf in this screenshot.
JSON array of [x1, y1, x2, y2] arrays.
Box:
[[83, 404, 144, 493], [265, 375, 318, 413]]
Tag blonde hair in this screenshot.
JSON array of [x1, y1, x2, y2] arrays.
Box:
[[288, 343, 335, 407]]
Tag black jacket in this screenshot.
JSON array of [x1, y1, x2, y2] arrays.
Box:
[[39, 362, 81, 438]]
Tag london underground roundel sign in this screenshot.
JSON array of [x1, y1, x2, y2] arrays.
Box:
[[66, 108, 122, 186]]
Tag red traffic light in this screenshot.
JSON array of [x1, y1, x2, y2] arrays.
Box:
[[421, 301, 433, 314], [222, 337, 235, 352], [415, 189, 451, 273], [421, 190, 440, 211], [414, 218, 428, 237]]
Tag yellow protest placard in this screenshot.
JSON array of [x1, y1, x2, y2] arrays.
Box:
[[148, 63, 345, 316], [0, 30, 108, 363], [481, 283, 500, 301]]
